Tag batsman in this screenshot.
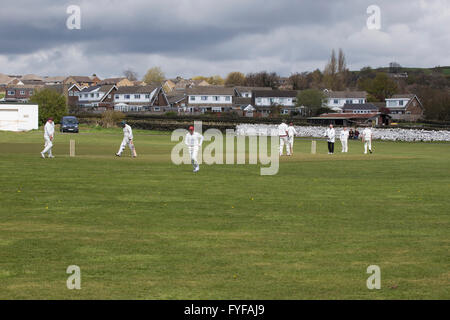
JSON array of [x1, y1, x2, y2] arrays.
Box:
[[116, 120, 137, 157]]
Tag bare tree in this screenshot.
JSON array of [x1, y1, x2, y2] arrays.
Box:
[[123, 69, 138, 81]]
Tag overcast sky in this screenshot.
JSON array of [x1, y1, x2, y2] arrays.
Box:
[[0, 0, 449, 79]]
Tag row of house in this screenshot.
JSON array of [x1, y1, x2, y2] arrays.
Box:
[[1, 72, 424, 123]]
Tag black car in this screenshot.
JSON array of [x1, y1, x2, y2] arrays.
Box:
[[60, 116, 79, 133]]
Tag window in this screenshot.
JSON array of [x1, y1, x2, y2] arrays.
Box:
[[90, 93, 94, 98], [256, 98, 262, 104], [20, 90, 25, 95], [190, 96, 196, 101], [154, 107, 160, 111], [346, 99, 352, 104], [213, 96, 219, 101], [225, 96, 231, 102], [212, 107, 222, 112], [69, 91, 73, 96], [29, 90, 33, 95], [388, 101, 396, 107], [96, 93, 99, 98], [84, 94, 88, 98], [333, 99, 339, 104], [359, 99, 364, 104], [145, 94, 150, 99], [201, 96, 208, 101], [399, 100, 404, 106], [7, 90, 15, 95], [115, 95, 120, 99], [134, 94, 141, 99], [108, 94, 111, 99], [125, 95, 130, 99]]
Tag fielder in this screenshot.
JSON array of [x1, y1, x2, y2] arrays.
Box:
[[287, 122, 298, 156], [41, 117, 55, 158], [340, 127, 349, 153], [185, 126, 204, 173], [278, 121, 290, 156], [362, 127, 373, 154], [116, 120, 136, 157], [324, 124, 336, 154]]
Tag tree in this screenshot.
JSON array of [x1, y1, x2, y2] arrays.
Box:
[[289, 72, 310, 90], [123, 69, 138, 81], [323, 49, 338, 89], [296, 89, 326, 116], [207, 75, 225, 86], [246, 71, 280, 88], [143, 67, 165, 84], [367, 73, 398, 101], [29, 88, 67, 125], [225, 72, 246, 86]]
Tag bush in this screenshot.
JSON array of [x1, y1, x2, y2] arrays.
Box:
[[29, 88, 67, 125], [100, 110, 125, 128]]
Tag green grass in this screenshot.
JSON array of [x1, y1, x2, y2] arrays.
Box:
[[0, 126, 449, 299]]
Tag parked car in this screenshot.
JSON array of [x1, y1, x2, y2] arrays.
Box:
[[60, 116, 79, 133]]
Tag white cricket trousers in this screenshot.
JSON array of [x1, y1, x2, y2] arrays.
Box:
[[288, 136, 294, 154], [118, 138, 134, 155], [341, 139, 348, 152], [189, 146, 199, 169], [279, 136, 290, 155], [42, 137, 53, 156], [364, 140, 372, 153]]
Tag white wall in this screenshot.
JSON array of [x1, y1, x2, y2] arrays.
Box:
[[188, 95, 232, 104], [0, 104, 39, 132], [255, 97, 295, 106]]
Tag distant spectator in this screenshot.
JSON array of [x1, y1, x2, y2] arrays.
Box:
[[349, 129, 354, 139], [354, 129, 360, 140]]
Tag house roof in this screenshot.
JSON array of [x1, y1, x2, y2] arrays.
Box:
[[67, 76, 96, 83], [314, 112, 380, 119], [234, 86, 273, 92], [342, 103, 379, 110], [324, 90, 367, 99], [115, 85, 159, 94], [80, 85, 115, 93], [187, 86, 235, 95], [43, 76, 65, 82], [98, 77, 129, 85], [21, 74, 44, 81], [0, 73, 14, 85], [234, 97, 252, 105], [167, 94, 186, 104], [253, 90, 297, 98], [387, 94, 415, 99]]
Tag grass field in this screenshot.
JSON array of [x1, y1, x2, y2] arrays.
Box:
[[0, 126, 449, 299]]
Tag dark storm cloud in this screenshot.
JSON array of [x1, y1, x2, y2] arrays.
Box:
[[0, 0, 448, 77]]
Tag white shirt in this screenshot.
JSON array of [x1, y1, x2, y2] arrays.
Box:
[[325, 128, 335, 143], [362, 128, 372, 140], [44, 121, 54, 139], [123, 124, 133, 140], [185, 132, 204, 148], [287, 126, 297, 138], [278, 123, 288, 137], [340, 130, 349, 141]]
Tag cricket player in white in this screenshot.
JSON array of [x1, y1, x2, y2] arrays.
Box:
[[116, 120, 136, 157], [278, 121, 290, 156], [185, 126, 204, 173], [362, 127, 373, 154], [41, 117, 55, 158], [340, 127, 349, 153], [325, 124, 336, 154], [287, 122, 297, 156]]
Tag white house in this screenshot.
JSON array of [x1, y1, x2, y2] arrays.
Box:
[[0, 103, 38, 132], [385, 94, 424, 121], [186, 86, 235, 113], [113, 85, 169, 112], [77, 85, 117, 108], [323, 90, 367, 112]]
